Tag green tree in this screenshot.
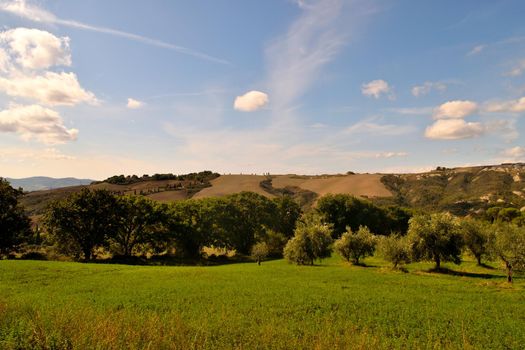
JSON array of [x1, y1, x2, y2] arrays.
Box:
[[334, 226, 376, 265], [251, 242, 269, 265], [460, 218, 493, 266], [0, 178, 31, 256], [493, 223, 525, 283], [407, 213, 463, 269], [44, 189, 120, 261], [283, 215, 333, 265], [378, 234, 411, 268], [112, 196, 167, 257], [271, 196, 301, 238]]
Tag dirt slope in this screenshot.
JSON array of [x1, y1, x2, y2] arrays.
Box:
[[271, 174, 392, 198], [193, 175, 275, 199]]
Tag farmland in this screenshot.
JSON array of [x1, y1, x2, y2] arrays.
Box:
[[0, 256, 523, 349]]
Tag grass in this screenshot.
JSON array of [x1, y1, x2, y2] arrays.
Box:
[[0, 256, 524, 349]]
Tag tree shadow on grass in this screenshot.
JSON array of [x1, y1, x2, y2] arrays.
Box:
[[426, 267, 501, 279]]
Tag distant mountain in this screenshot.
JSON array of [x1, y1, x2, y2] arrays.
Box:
[[5, 176, 94, 192]]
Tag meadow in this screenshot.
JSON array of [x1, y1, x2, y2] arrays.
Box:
[[1, 256, 524, 349]]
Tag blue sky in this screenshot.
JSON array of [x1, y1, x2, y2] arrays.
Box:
[[0, 0, 524, 179]]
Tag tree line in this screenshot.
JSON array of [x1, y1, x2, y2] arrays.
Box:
[[1, 178, 524, 282]]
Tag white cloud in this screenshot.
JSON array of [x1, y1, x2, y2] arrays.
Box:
[[424, 119, 484, 140], [126, 98, 144, 109], [411, 81, 446, 97], [0, 0, 229, 64], [433, 100, 478, 119], [345, 118, 415, 136], [0, 27, 71, 70], [505, 59, 525, 77], [0, 71, 97, 106], [385, 107, 433, 115], [233, 90, 269, 112], [0, 104, 78, 144], [501, 146, 525, 160], [373, 151, 408, 158], [467, 44, 486, 56], [484, 97, 525, 113], [361, 79, 393, 99]]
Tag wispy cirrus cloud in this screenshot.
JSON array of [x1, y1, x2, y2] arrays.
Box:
[[0, 0, 229, 64], [264, 0, 349, 116]]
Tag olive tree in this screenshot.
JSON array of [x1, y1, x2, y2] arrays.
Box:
[[460, 218, 494, 266], [251, 242, 269, 265], [493, 223, 525, 283], [377, 234, 411, 268], [334, 226, 376, 265], [407, 213, 463, 269], [283, 215, 333, 265]]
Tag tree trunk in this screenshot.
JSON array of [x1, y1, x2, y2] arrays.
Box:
[[476, 255, 482, 266], [506, 262, 513, 283], [435, 256, 441, 269], [83, 248, 92, 262], [257, 258, 261, 266]]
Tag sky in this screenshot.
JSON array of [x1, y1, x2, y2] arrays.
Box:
[[0, 0, 525, 180]]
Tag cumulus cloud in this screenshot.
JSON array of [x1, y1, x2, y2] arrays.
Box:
[[0, 104, 78, 144], [411, 81, 446, 97], [233, 90, 269, 112], [484, 97, 525, 113], [127, 98, 144, 109], [424, 119, 484, 140], [433, 100, 478, 119], [0, 27, 71, 70], [361, 79, 393, 99], [0, 71, 97, 106]]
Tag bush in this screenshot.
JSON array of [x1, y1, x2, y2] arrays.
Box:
[[377, 234, 411, 268], [334, 226, 376, 265]]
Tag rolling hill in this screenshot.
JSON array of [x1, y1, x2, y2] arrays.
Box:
[[16, 163, 525, 217], [6, 176, 94, 192]]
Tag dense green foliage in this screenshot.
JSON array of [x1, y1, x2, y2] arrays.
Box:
[[0, 257, 523, 349], [334, 226, 376, 265], [317, 194, 411, 237], [0, 178, 31, 256], [42, 190, 301, 259], [45, 189, 121, 260], [102, 171, 220, 185], [407, 213, 464, 269]]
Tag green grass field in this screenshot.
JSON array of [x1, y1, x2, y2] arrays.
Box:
[[0, 256, 524, 349]]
